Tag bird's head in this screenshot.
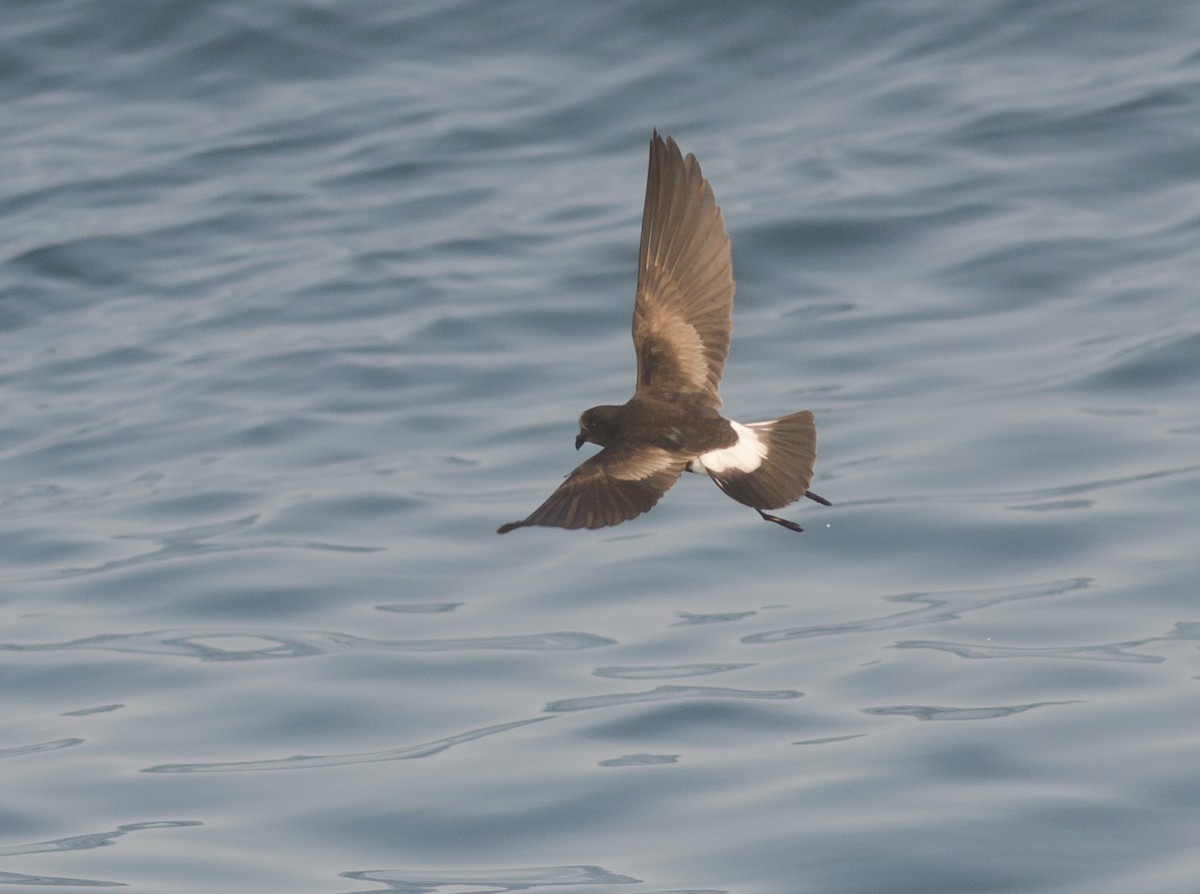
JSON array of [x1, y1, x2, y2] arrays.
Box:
[[576, 404, 622, 449]]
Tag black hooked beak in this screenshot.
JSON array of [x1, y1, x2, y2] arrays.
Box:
[[575, 431, 587, 450]]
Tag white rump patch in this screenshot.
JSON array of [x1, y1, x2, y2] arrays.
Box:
[[689, 421, 767, 475]]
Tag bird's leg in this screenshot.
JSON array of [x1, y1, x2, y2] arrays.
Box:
[[804, 490, 832, 506], [757, 509, 803, 533]]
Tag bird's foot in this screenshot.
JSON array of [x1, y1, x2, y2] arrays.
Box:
[[757, 509, 803, 533]]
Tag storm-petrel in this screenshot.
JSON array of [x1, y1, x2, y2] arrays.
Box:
[[498, 131, 830, 534]]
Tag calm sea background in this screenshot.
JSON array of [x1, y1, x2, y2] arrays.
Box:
[[3, 1, 1199, 891]]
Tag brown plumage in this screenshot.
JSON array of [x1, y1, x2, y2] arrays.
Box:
[[498, 132, 829, 534], [633, 131, 734, 406]]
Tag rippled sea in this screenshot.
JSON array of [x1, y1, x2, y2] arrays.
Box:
[[3, 1, 1200, 891]]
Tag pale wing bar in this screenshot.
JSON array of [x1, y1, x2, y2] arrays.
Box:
[[632, 132, 734, 405], [497, 446, 687, 533]]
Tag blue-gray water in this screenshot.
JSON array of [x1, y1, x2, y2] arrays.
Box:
[[3, 1, 1199, 891]]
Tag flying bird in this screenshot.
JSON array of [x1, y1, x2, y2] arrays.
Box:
[[498, 131, 830, 534]]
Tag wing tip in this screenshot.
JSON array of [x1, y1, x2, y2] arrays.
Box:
[[649, 129, 684, 167]]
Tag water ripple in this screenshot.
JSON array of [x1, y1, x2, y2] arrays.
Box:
[[793, 734, 868, 746], [0, 820, 201, 886], [60, 704, 124, 717], [545, 685, 802, 713], [0, 628, 616, 661], [742, 578, 1092, 644], [893, 640, 1165, 663], [0, 869, 122, 887], [1, 515, 381, 584], [671, 611, 756, 626], [143, 717, 552, 774], [0, 738, 83, 759], [863, 702, 1080, 722], [593, 664, 755, 680], [339, 864, 641, 892], [894, 621, 1200, 663], [0, 821, 202, 859], [993, 463, 1200, 508], [599, 753, 680, 767], [376, 602, 464, 614]]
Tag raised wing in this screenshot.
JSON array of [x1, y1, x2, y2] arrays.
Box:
[[632, 131, 735, 408], [496, 445, 688, 533]]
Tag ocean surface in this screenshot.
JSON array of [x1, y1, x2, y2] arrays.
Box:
[[3, 1, 1199, 891]]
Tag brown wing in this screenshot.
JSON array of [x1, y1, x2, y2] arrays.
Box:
[[632, 131, 735, 409], [497, 445, 687, 533]]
